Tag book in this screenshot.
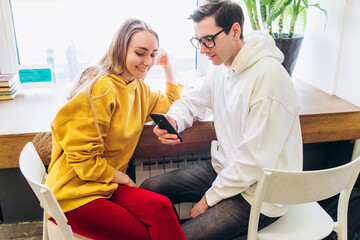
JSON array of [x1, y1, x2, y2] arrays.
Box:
[[0, 88, 19, 100], [0, 79, 20, 92], [0, 73, 18, 87], [0, 74, 20, 100]]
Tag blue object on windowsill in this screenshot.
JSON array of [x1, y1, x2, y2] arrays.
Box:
[[19, 68, 52, 83]]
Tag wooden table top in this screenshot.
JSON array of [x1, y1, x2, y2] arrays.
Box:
[[1, 79, 360, 168], [294, 80, 360, 115], [0, 82, 70, 135]]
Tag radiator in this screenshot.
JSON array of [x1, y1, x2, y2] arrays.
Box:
[[133, 152, 211, 220]]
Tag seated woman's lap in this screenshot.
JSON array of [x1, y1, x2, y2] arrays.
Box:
[[110, 186, 184, 240], [65, 186, 152, 240], [110, 185, 174, 221], [64, 186, 180, 240]]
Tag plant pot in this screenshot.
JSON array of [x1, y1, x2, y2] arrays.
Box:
[[274, 33, 304, 76]]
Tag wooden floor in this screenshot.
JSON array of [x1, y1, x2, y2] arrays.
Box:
[[0, 221, 42, 240], [0, 220, 337, 239]]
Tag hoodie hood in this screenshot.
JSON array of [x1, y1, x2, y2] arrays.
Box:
[[231, 31, 284, 73]]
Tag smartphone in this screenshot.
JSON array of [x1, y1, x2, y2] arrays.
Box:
[[150, 113, 183, 142]]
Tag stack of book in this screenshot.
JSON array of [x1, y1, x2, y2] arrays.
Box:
[[0, 73, 20, 100]]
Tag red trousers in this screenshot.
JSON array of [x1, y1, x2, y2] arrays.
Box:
[[64, 186, 186, 240]]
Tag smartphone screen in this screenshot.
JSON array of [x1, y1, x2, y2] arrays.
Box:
[[150, 113, 183, 142]]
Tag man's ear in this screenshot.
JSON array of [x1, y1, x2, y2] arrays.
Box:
[[231, 22, 241, 40]]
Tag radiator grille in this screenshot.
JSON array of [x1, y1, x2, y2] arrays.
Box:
[[133, 152, 211, 219]]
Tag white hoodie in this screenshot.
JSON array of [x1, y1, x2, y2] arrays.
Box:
[[168, 31, 303, 217]]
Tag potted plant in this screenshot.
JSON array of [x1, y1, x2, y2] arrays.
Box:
[[240, 0, 327, 76]]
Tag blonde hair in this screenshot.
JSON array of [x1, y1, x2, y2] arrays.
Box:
[[68, 18, 159, 100], [66, 18, 159, 146]]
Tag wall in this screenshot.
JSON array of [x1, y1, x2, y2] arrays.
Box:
[[294, 0, 360, 107], [335, 0, 360, 107]]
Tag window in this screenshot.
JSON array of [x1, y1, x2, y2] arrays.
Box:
[[7, 0, 198, 84]]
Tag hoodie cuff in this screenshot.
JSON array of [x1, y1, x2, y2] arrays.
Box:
[[169, 114, 185, 133], [205, 188, 223, 207], [165, 82, 184, 100], [99, 164, 116, 184]]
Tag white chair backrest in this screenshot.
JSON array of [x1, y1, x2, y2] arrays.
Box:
[[247, 156, 360, 240], [257, 156, 360, 205], [19, 142, 74, 240]]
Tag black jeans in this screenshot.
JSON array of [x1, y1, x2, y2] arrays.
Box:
[[140, 161, 279, 240]]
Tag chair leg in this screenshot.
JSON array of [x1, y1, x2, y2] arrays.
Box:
[[42, 211, 49, 240]]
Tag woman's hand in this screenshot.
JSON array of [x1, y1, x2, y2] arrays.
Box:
[[112, 170, 138, 187], [156, 49, 171, 68], [156, 49, 176, 85], [153, 115, 181, 145]]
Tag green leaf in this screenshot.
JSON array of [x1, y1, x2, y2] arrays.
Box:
[[301, 0, 308, 8], [295, 6, 306, 35], [260, 0, 272, 5], [270, 0, 293, 20], [283, 4, 293, 33], [309, 3, 328, 30], [310, 3, 328, 17]]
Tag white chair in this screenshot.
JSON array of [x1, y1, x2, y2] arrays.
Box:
[[19, 142, 91, 240], [247, 156, 360, 240]]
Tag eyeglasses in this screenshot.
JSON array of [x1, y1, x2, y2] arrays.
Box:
[[190, 26, 231, 49]]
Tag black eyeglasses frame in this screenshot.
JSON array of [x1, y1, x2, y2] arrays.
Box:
[[190, 25, 231, 49]]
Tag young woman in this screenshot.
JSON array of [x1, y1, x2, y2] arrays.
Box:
[[45, 18, 186, 240]]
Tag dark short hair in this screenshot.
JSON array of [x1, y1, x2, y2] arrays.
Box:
[[189, 0, 244, 39]]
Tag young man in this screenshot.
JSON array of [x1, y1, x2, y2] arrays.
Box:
[[140, 0, 303, 239]]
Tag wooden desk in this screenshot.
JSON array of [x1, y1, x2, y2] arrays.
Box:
[[1, 79, 360, 169], [295, 80, 360, 144]]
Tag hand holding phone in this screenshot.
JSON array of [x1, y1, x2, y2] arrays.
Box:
[[150, 113, 183, 142]]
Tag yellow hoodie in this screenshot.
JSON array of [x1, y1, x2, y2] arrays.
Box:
[[46, 74, 183, 213]]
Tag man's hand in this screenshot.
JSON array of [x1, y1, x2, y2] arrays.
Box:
[[190, 196, 210, 218], [153, 115, 182, 145]]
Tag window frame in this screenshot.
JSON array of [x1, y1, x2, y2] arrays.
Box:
[[0, 0, 18, 74], [0, 0, 208, 79]]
